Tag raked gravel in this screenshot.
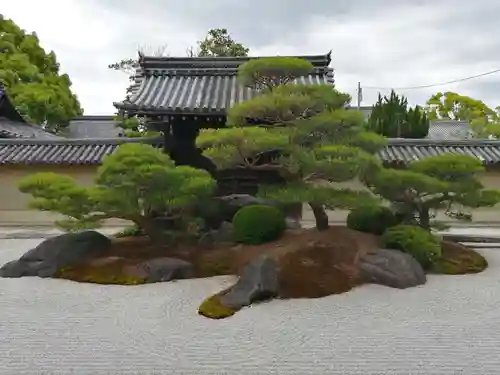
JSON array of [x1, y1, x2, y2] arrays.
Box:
[[1, 239, 500, 375]]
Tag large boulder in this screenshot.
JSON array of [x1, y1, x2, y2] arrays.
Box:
[[359, 248, 426, 289], [219, 255, 279, 309], [122, 257, 194, 283], [0, 231, 111, 278]]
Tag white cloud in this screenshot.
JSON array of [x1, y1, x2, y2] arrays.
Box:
[[2, 0, 500, 114]]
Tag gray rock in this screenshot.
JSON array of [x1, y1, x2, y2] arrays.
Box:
[[220, 256, 279, 309], [198, 221, 234, 248], [124, 257, 194, 283], [0, 231, 111, 279], [359, 248, 426, 289]]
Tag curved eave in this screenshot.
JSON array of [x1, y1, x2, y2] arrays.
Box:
[[115, 68, 335, 115]]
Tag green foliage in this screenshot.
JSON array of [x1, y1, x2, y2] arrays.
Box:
[[0, 17, 82, 132], [18, 172, 99, 231], [238, 57, 313, 91], [197, 28, 249, 57], [227, 84, 353, 127], [19, 143, 216, 243], [365, 154, 500, 229], [197, 127, 289, 168], [205, 57, 386, 230], [259, 183, 378, 210], [113, 114, 161, 138], [381, 225, 441, 269], [232, 205, 286, 244], [367, 90, 429, 138], [346, 205, 399, 235], [425, 91, 500, 138]]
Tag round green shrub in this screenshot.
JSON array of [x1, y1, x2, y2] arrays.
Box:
[[232, 204, 286, 245], [381, 225, 442, 269], [346, 205, 399, 235]]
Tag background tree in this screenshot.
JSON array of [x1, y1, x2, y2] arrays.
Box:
[[367, 90, 429, 138], [198, 57, 386, 230], [425, 91, 500, 138], [113, 113, 161, 138], [365, 153, 500, 229], [196, 28, 249, 57], [0, 16, 82, 133], [18, 143, 216, 244], [109, 28, 249, 137], [109, 29, 249, 96], [108, 44, 170, 97]]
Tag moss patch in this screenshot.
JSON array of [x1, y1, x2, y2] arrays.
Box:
[[55, 261, 146, 285], [198, 290, 238, 319], [431, 241, 488, 275]]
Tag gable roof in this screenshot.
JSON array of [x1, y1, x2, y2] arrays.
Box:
[[1, 137, 500, 166], [114, 53, 334, 115], [67, 116, 125, 139], [0, 84, 62, 139]]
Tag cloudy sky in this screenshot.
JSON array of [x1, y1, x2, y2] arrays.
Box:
[[3, 0, 499, 114]]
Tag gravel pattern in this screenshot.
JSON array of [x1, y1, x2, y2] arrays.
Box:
[[1, 239, 500, 375]]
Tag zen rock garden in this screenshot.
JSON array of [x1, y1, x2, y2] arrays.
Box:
[[0, 56, 494, 320]]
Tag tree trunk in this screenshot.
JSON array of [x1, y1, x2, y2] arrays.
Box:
[[309, 203, 329, 231], [134, 216, 165, 245], [419, 209, 431, 230]]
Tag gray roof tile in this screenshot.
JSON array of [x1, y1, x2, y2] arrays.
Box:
[[115, 53, 335, 114], [67, 116, 125, 139], [0, 137, 161, 165], [379, 138, 500, 165], [1, 137, 500, 166], [0, 117, 62, 139]]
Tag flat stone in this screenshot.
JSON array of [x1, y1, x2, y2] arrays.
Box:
[[123, 257, 194, 283], [220, 255, 279, 309], [359, 248, 426, 289]]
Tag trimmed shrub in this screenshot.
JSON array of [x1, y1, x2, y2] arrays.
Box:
[[381, 225, 441, 269], [232, 204, 286, 245], [347, 205, 399, 235]]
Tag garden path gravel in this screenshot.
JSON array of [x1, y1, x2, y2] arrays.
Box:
[[1, 239, 500, 374]]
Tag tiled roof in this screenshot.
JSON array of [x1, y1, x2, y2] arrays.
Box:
[[66, 116, 125, 139], [0, 137, 161, 165], [1, 137, 500, 166], [379, 138, 500, 165], [0, 117, 62, 139], [114, 53, 334, 114]]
